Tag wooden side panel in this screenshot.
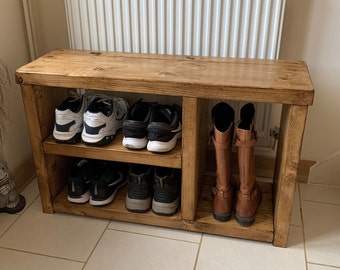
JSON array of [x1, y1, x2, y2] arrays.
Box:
[[181, 97, 207, 221], [20, 85, 68, 213], [273, 104, 308, 247]]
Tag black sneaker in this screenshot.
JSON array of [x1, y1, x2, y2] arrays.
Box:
[[122, 100, 154, 150], [152, 167, 181, 216], [147, 104, 182, 153], [67, 159, 92, 204], [125, 164, 153, 213], [89, 161, 127, 206]]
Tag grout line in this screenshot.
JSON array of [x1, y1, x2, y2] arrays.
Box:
[[0, 195, 39, 240], [105, 225, 202, 245], [300, 198, 340, 207], [193, 233, 204, 269], [298, 183, 309, 270], [307, 262, 340, 269], [81, 220, 111, 270], [0, 246, 85, 264]]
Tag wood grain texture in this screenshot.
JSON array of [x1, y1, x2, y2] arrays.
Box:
[[16, 49, 314, 105], [273, 105, 308, 247]]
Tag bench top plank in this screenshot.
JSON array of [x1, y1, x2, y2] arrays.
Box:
[[16, 49, 314, 105]]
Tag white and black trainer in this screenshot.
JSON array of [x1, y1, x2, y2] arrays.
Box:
[[122, 100, 155, 150], [82, 96, 129, 146], [67, 159, 92, 204], [53, 94, 86, 144], [146, 104, 182, 153]]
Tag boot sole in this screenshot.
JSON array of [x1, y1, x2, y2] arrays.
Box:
[[213, 211, 232, 222], [235, 214, 255, 227]]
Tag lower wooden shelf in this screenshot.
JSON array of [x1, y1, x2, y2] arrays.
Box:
[[53, 177, 274, 243]]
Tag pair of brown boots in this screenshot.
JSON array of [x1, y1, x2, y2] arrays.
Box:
[[211, 102, 262, 227]]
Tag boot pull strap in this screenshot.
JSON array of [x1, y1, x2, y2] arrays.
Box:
[[212, 187, 231, 198], [211, 136, 230, 150], [235, 136, 256, 147]]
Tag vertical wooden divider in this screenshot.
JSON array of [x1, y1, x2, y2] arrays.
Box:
[[181, 97, 207, 221], [273, 104, 308, 247]]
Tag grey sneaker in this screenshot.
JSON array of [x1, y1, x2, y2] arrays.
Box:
[[125, 164, 153, 213], [152, 167, 181, 216]]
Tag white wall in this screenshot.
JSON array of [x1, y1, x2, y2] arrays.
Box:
[[280, 0, 340, 185], [25, 0, 69, 58], [0, 0, 32, 170], [281, 0, 340, 161]]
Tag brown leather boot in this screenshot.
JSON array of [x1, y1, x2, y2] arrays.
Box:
[[235, 103, 262, 227], [211, 102, 234, 222]]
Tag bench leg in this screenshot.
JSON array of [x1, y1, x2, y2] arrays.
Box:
[[273, 104, 308, 247]]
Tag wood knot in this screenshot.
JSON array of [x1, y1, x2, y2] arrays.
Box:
[[16, 76, 23, 84], [90, 52, 102, 56], [158, 71, 176, 77]]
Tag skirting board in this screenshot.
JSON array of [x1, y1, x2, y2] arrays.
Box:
[[12, 155, 36, 193]]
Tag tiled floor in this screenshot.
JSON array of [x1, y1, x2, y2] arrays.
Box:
[[0, 179, 339, 270]]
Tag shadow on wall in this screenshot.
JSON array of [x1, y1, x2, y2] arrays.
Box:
[[280, 0, 313, 59]]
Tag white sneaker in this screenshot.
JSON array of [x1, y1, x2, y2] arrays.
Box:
[[82, 95, 129, 146], [53, 94, 87, 144]]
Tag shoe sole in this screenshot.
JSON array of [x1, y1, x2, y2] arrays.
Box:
[[125, 196, 151, 212], [213, 211, 232, 222], [152, 196, 180, 216], [81, 128, 122, 146], [53, 131, 82, 144], [67, 190, 90, 204], [89, 181, 126, 206], [122, 136, 148, 149], [235, 214, 255, 227], [147, 132, 182, 153]]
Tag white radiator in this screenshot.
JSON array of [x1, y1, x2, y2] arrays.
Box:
[[65, 0, 285, 58], [64, 0, 286, 150]]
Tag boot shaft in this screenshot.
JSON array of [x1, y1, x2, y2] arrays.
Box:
[[235, 127, 256, 195]]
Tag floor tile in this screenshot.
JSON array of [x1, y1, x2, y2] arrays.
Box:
[[0, 198, 109, 262], [308, 263, 340, 270], [196, 226, 306, 270], [0, 214, 19, 237], [300, 183, 340, 205], [84, 229, 199, 270], [20, 178, 40, 212], [302, 201, 340, 267], [0, 247, 84, 270], [108, 220, 202, 243]]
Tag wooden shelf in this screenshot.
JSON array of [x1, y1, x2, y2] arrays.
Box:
[[53, 179, 273, 243], [43, 133, 182, 169]]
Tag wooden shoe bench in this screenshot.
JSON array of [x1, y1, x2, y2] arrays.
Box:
[[16, 49, 314, 247]]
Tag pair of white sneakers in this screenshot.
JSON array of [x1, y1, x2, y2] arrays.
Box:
[[53, 93, 129, 146]]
